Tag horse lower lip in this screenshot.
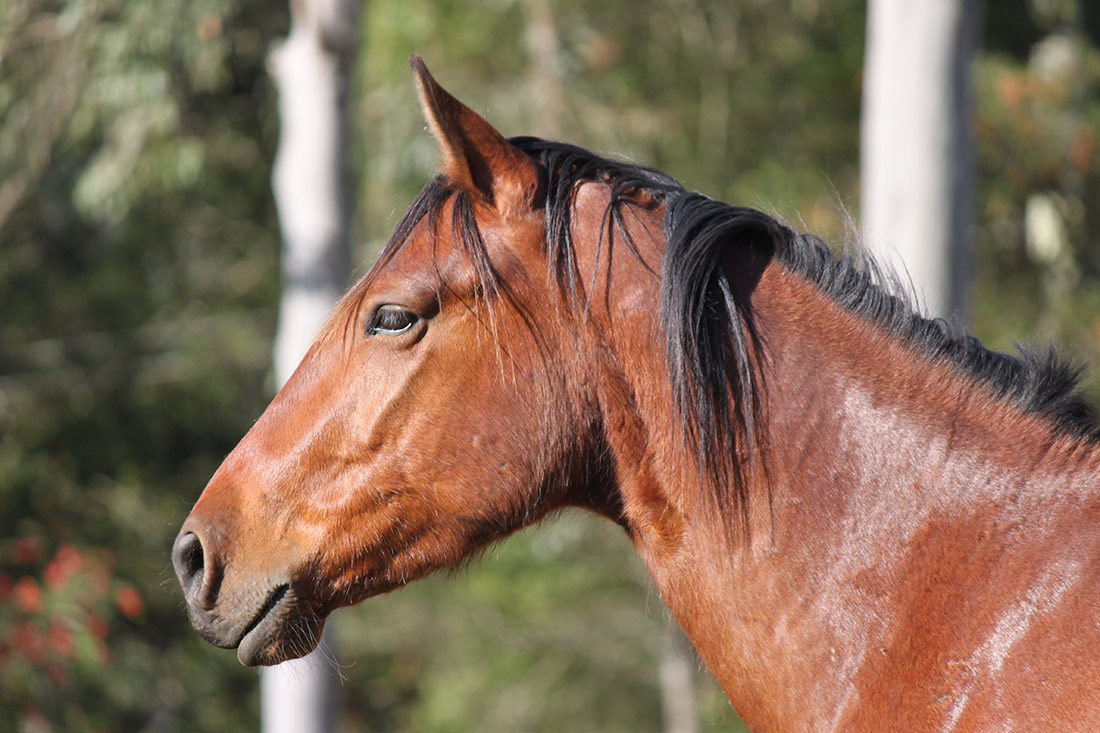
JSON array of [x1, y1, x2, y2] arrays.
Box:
[[236, 584, 289, 666]]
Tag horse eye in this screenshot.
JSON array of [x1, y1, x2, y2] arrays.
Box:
[[368, 306, 419, 336]]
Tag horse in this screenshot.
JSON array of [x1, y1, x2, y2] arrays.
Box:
[[173, 56, 1100, 730]]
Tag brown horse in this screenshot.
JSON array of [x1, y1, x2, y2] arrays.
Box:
[[174, 57, 1100, 730]]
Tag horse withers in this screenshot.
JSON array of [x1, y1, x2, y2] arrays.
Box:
[[174, 56, 1100, 729]]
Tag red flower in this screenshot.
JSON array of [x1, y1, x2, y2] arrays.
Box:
[[13, 576, 42, 613], [44, 544, 82, 588], [47, 623, 74, 658], [115, 585, 144, 619], [12, 537, 40, 564]]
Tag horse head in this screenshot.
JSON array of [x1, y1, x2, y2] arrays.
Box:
[[173, 58, 627, 666]]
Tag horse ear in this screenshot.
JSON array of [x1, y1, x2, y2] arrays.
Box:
[[411, 55, 540, 217]]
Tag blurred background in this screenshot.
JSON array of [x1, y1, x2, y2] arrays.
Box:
[[2, 0, 1099, 730]]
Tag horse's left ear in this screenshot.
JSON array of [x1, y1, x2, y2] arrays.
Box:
[[411, 55, 540, 217]]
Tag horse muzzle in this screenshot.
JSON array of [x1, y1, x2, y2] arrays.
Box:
[[172, 522, 325, 666]]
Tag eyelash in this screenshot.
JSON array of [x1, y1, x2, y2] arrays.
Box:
[[368, 306, 419, 336]]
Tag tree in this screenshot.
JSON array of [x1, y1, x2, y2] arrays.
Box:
[[263, 0, 363, 731], [860, 0, 983, 319]]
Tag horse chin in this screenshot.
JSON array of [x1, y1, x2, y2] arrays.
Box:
[[234, 585, 327, 667]]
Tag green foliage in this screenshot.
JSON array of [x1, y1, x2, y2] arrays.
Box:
[[355, 0, 866, 258], [333, 516, 696, 732], [2, 0, 1100, 730], [1, 0, 284, 729], [970, 13, 1100, 397]]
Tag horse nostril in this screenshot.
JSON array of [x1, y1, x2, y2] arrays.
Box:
[[173, 531, 206, 603]]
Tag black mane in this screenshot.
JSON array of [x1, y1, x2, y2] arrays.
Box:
[[378, 136, 1100, 536]]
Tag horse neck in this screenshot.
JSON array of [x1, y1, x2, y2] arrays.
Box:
[[597, 253, 1100, 728]]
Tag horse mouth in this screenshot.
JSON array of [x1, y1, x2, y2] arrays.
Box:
[[235, 583, 325, 667]]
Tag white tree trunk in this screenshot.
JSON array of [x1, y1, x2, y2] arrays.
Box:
[[264, 0, 361, 730], [659, 627, 699, 733], [860, 0, 982, 319]]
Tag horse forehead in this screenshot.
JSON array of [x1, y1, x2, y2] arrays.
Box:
[[371, 207, 465, 289], [379, 232, 444, 287], [371, 191, 553, 298]]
